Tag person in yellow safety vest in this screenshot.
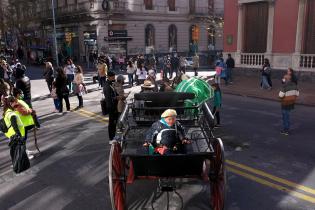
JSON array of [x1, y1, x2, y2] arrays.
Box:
[[12, 88, 40, 128], [2, 97, 25, 140]]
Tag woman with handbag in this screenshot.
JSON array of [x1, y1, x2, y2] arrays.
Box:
[[74, 65, 85, 109], [55, 67, 71, 113]]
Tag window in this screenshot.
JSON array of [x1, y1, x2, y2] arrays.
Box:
[[169, 24, 177, 51], [145, 24, 155, 47], [207, 25, 215, 50], [208, 0, 214, 15], [189, 25, 199, 53], [304, 0, 315, 54], [144, 0, 153, 10], [168, 0, 176, 11], [243, 2, 268, 53], [189, 0, 195, 14]]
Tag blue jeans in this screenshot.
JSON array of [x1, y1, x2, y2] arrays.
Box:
[[128, 73, 134, 85], [67, 74, 74, 92], [261, 75, 270, 89], [281, 109, 291, 131], [54, 98, 60, 110], [226, 68, 232, 83]]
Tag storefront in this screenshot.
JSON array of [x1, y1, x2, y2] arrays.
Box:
[[104, 30, 132, 57]]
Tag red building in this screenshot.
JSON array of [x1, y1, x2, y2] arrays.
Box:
[[223, 0, 315, 72]]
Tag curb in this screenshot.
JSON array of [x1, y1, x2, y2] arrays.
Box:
[[222, 90, 315, 107]]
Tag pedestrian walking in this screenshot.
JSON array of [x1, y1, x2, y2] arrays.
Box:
[[147, 69, 158, 92], [285, 68, 298, 85], [55, 67, 70, 113], [104, 71, 119, 141], [73, 65, 85, 109], [51, 81, 60, 113], [211, 83, 222, 127], [97, 59, 108, 88], [170, 53, 179, 78], [118, 54, 125, 71], [226, 54, 235, 84], [64, 58, 76, 93], [15, 66, 32, 108], [126, 61, 135, 86], [114, 75, 128, 116], [192, 53, 199, 76], [163, 55, 171, 79], [279, 74, 299, 135], [44, 62, 54, 92], [179, 56, 187, 74], [136, 63, 147, 85], [215, 61, 223, 85], [0, 78, 10, 103], [261, 59, 272, 90]]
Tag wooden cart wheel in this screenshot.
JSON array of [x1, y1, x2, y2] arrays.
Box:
[[109, 142, 126, 210], [210, 138, 226, 210]]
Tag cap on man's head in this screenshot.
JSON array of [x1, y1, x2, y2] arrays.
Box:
[[107, 71, 116, 77], [161, 109, 177, 118]]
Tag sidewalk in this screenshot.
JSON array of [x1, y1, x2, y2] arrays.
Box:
[[218, 75, 315, 106]]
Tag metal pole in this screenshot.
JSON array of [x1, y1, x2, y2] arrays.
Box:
[[51, 0, 59, 67]]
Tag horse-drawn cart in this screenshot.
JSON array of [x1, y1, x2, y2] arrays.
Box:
[[109, 92, 226, 210]]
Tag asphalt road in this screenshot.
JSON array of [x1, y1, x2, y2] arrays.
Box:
[[0, 66, 314, 210]]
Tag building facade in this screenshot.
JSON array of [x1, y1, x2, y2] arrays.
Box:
[[224, 0, 315, 72], [11, 0, 224, 64]]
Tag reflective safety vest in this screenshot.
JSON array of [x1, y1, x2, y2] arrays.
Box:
[[4, 109, 25, 138], [15, 99, 34, 127]]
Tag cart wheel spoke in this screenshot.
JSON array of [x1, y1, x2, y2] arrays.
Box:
[[210, 138, 226, 210], [109, 142, 126, 210]]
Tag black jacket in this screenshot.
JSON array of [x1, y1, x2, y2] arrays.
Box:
[[44, 67, 54, 82], [55, 75, 68, 95], [226, 57, 235, 68], [15, 76, 31, 100], [104, 80, 118, 112], [146, 120, 186, 148]]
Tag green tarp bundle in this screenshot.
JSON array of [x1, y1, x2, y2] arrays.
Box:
[[175, 77, 214, 107]]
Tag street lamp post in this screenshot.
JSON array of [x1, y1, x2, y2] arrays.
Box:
[[51, 0, 59, 67]]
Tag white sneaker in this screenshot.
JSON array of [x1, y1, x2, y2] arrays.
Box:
[[26, 150, 36, 155], [28, 154, 34, 160]]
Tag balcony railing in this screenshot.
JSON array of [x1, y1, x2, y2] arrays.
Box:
[[300, 54, 315, 68], [241, 53, 265, 66]]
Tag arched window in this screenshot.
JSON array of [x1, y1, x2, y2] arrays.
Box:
[[207, 25, 215, 50], [189, 25, 199, 53], [145, 24, 155, 48], [169, 24, 177, 51], [144, 0, 153, 10]]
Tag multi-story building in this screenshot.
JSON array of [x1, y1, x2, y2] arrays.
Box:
[[224, 0, 315, 74], [14, 0, 223, 64]]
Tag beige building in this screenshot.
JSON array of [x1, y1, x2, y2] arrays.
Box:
[[14, 0, 224, 63]]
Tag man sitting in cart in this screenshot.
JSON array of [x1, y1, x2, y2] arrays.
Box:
[[144, 109, 190, 155]]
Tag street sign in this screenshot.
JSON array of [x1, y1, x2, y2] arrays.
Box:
[[108, 30, 128, 37]]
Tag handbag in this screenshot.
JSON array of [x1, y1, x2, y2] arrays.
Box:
[[9, 136, 30, 173], [220, 69, 226, 78]]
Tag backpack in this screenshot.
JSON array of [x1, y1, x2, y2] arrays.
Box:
[[0, 118, 10, 133]]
